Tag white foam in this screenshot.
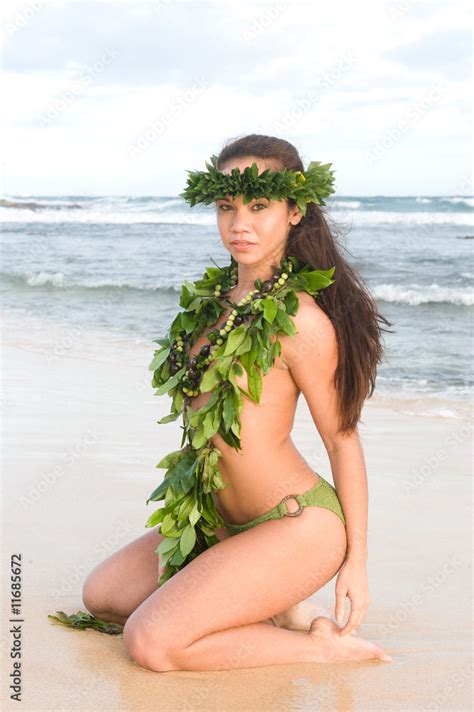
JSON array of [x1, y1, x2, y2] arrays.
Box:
[[336, 210, 474, 227], [441, 197, 474, 208], [0, 207, 214, 225], [372, 283, 473, 306], [330, 199, 362, 209]]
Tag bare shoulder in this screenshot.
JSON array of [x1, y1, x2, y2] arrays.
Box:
[[280, 290, 338, 367]]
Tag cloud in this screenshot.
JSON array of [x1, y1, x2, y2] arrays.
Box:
[[2, 0, 472, 195]]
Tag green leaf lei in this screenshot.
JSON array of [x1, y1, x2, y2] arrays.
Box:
[[179, 155, 336, 216], [147, 253, 335, 586]]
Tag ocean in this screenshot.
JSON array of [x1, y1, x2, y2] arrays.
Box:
[[1, 194, 472, 416]]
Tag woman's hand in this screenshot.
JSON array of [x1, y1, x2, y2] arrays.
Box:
[[334, 556, 370, 636]]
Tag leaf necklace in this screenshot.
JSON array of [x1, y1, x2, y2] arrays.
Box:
[[147, 253, 335, 586]]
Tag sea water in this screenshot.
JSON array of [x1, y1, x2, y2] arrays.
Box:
[[1, 194, 472, 415]]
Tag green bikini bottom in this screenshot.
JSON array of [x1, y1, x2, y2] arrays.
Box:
[[223, 474, 346, 536]]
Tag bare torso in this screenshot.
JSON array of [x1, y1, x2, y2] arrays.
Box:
[[187, 291, 321, 528]]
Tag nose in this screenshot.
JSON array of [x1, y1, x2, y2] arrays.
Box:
[[229, 207, 253, 234]]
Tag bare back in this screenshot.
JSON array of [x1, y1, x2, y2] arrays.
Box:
[[187, 291, 321, 526]]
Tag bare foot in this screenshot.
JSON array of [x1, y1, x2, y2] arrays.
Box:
[[308, 616, 393, 663]]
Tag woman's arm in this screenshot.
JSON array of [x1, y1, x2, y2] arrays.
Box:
[[281, 294, 368, 553]]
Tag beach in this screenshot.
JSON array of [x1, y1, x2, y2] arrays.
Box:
[[2, 311, 472, 711]]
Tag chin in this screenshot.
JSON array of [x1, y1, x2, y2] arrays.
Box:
[[228, 248, 261, 263]]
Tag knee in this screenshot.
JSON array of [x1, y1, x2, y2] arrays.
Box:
[[82, 571, 108, 617], [122, 616, 176, 672]]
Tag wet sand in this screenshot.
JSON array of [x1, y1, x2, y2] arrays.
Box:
[[2, 317, 472, 710]]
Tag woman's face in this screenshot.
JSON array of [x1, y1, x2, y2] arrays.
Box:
[[215, 156, 302, 267]]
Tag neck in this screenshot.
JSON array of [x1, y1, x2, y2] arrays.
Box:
[[233, 256, 284, 295]]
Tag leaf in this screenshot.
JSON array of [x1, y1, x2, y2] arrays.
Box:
[[223, 325, 247, 356], [200, 362, 221, 392], [47, 611, 123, 636], [170, 548, 187, 565], [189, 502, 201, 526], [235, 332, 252, 355], [148, 347, 170, 372], [147, 479, 169, 504], [284, 290, 299, 315], [275, 309, 298, 336], [202, 411, 219, 438], [157, 411, 181, 424], [155, 450, 185, 470], [248, 365, 263, 402], [262, 297, 278, 323], [223, 389, 236, 431], [294, 268, 335, 294], [156, 537, 179, 555], [154, 368, 184, 396], [160, 513, 180, 537], [192, 425, 207, 449], [144, 506, 166, 527], [180, 524, 197, 556]]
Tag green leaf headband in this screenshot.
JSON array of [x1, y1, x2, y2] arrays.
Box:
[[179, 154, 336, 216]]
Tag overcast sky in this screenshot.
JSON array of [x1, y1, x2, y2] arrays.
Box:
[[1, 0, 472, 196]]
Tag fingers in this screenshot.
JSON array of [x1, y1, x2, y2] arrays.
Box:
[[335, 591, 346, 625], [338, 604, 368, 636]]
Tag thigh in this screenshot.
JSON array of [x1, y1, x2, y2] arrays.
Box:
[[123, 506, 346, 651], [83, 524, 231, 618]]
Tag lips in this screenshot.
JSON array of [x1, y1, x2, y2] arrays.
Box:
[[231, 240, 256, 245]]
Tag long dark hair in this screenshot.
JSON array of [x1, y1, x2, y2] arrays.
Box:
[[216, 133, 394, 435]]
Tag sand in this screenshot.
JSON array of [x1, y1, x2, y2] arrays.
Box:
[[1, 314, 472, 711]]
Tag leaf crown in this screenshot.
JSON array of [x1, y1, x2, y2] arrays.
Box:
[[179, 154, 336, 216]]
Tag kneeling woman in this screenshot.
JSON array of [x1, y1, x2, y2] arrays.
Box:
[[82, 134, 394, 670]]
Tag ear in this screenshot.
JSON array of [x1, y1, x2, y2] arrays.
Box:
[[289, 206, 303, 227]]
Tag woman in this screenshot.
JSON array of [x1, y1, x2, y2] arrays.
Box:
[[82, 134, 393, 670]]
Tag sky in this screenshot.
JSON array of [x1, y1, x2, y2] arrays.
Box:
[[1, 0, 472, 196]]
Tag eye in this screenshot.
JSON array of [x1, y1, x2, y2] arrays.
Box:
[[217, 203, 267, 211]]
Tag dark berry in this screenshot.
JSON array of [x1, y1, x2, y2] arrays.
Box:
[[262, 280, 273, 292], [199, 344, 211, 356]]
